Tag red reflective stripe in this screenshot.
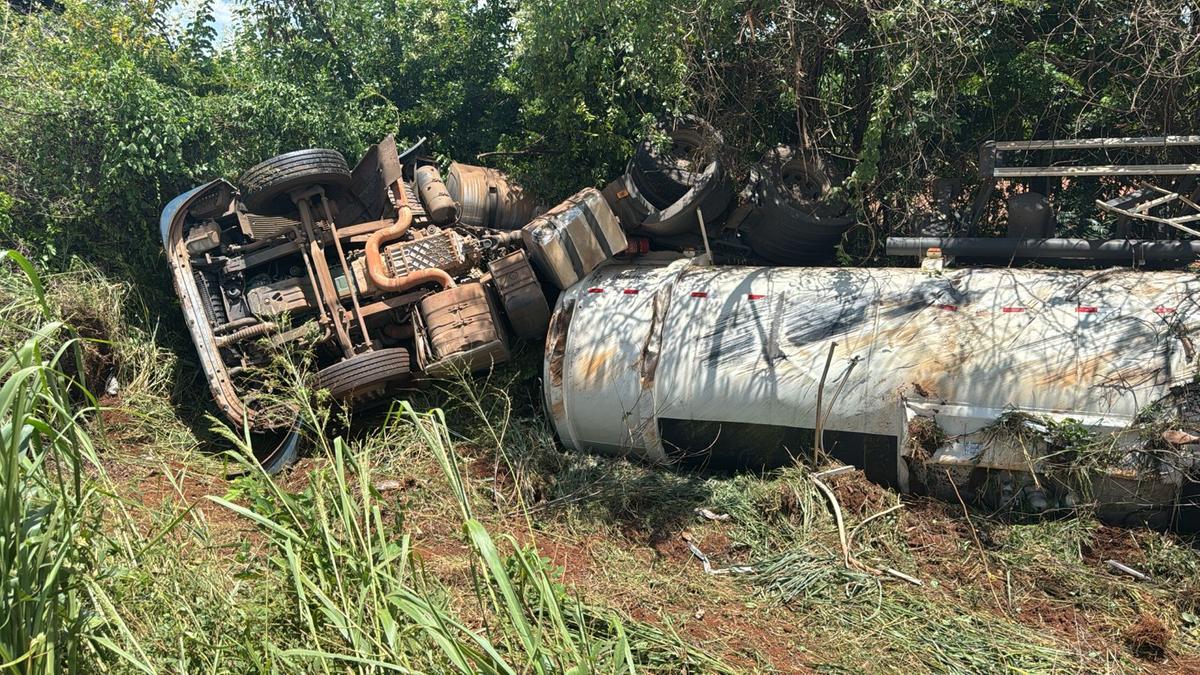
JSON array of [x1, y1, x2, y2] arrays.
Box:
[[1002, 307, 1025, 313], [623, 288, 639, 295], [1076, 306, 1097, 313], [690, 291, 708, 298], [748, 293, 766, 300], [937, 304, 958, 311], [587, 287, 604, 294], [1154, 306, 1176, 315]]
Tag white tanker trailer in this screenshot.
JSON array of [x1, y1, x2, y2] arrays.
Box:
[[543, 256, 1200, 528]]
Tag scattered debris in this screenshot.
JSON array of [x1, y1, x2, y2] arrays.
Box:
[[1124, 613, 1173, 659], [1106, 559, 1152, 582], [847, 503, 904, 551], [813, 465, 855, 479], [885, 568, 924, 586], [825, 468, 893, 516], [1161, 429, 1200, 446], [374, 479, 404, 492], [905, 415, 944, 456], [694, 507, 731, 522], [683, 533, 753, 575], [810, 474, 852, 569], [750, 548, 879, 605]]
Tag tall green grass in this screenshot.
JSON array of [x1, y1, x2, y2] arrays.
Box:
[[0, 252, 731, 672], [205, 398, 731, 673], [0, 251, 100, 673]]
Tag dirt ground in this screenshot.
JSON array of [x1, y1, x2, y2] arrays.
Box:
[[99, 433, 1200, 673]]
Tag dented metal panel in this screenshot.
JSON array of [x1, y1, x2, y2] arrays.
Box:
[[522, 188, 628, 290], [488, 250, 551, 340], [545, 260, 1200, 467]]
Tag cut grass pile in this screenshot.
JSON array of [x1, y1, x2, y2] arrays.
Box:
[[5, 256, 1200, 672]]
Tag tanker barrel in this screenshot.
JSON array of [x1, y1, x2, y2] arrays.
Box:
[[544, 262, 1200, 526], [886, 237, 1200, 261]]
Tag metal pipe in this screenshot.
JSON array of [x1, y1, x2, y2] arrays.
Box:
[[213, 316, 260, 335], [364, 181, 456, 292], [993, 136, 1200, 151], [215, 321, 278, 348], [886, 237, 1200, 261], [336, 218, 392, 240], [226, 230, 293, 254]]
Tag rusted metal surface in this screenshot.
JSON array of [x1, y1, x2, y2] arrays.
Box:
[[383, 228, 481, 278], [162, 138, 520, 436], [336, 135, 404, 225], [162, 180, 265, 428], [487, 250, 550, 340], [242, 213, 301, 241], [981, 136, 1200, 178], [544, 258, 1200, 519], [364, 179, 457, 293], [295, 196, 355, 356], [521, 188, 627, 290], [184, 221, 222, 254], [445, 162, 539, 230], [416, 282, 510, 376], [246, 276, 312, 316]]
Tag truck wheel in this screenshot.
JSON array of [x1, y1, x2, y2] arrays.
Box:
[[600, 176, 650, 230], [742, 225, 844, 265], [240, 148, 352, 216], [757, 147, 848, 218], [623, 158, 732, 238], [630, 117, 723, 209], [742, 147, 853, 265], [318, 347, 413, 403], [250, 423, 303, 475]]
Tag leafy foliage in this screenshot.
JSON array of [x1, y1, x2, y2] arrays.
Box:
[[3, 0, 1199, 270], [0, 0, 517, 278]]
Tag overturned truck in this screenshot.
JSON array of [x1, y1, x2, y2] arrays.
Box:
[[161, 136, 570, 468], [164, 131, 1200, 528]]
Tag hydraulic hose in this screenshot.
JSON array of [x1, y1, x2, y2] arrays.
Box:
[[365, 181, 456, 291]]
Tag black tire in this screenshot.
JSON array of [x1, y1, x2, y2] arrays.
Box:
[[758, 147, 844, 214], [743, 227, 845, 265], [914, 212, 955, 238], [623, 158, 732, 238], [742, 146, 853, 265], [741, 210, 848, 266], [630, 117, 723, 209], [318, 347, 413, 403], [250, 423, 303, 475], [240, 148, 352, 216]]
